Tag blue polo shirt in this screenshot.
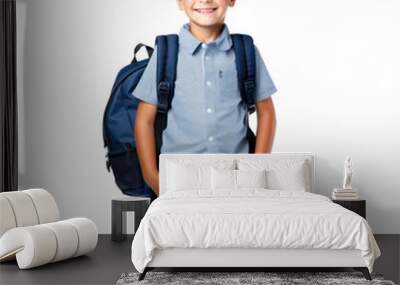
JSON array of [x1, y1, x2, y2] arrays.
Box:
[[132, 23, 277, 154]]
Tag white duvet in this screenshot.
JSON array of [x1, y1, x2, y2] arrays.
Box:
[[131, 189, 381, 273]]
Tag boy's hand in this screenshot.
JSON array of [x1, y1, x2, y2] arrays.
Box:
[[150, 171, 160, 196]]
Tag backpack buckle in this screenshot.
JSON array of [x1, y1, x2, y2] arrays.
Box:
[[158, 81, 170, 95], [244, 80, 256, 114], [157, 81, 170, 114], [248, 104, 256, 114]]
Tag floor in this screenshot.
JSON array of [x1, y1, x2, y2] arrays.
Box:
[[0, 234, 399, 285]]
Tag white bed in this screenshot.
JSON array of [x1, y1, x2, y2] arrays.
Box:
[[131, 153, 381, 280]]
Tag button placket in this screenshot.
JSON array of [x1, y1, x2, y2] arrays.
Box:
[[202, 46, 217, 149]]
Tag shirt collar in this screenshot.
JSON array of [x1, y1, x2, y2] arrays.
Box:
[[178, 22, 233, 55]]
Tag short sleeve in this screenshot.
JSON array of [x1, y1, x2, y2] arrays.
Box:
[[254, 44, 277, 102], [131, 46, 158, 106]]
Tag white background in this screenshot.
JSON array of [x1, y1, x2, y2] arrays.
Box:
[[16, 0, 400, 234]]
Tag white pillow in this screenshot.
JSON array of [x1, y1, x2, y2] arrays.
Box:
[[237, 159, 310, 192], [236, 169, 268, 189], [211, 168, 236, 190], [266, 166, 307, 191], [166, 159, 236, 192], [211, 168, 268, 190]]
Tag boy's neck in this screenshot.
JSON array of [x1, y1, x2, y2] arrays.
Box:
[[188, 22, 224, 44]]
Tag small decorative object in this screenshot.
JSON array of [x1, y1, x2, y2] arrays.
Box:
[[342, 156, 353, 190], [332, 156, 359, 200]]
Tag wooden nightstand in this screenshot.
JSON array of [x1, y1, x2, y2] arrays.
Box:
[[332, 199, 366, 219]]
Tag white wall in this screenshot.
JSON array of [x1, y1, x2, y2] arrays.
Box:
[[16, 0, 400, 234]]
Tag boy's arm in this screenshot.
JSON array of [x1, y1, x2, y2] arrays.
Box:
[[255, 97, 276, 153], [131, 46, 160, 196], [135, 100, 160, 196], [252, 45, 278, 153]]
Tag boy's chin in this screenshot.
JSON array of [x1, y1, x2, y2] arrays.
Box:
[[189, 17, 224, 28]]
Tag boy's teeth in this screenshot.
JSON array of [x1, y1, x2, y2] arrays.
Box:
[[196, 8, 215, 13]]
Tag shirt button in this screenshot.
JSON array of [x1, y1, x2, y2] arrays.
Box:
[[205, 56, 210, 60], [206, 108, 213, 113], [208, 136, 214, 141], [206, 81, 211, 87], [201, 43, 207, 49]]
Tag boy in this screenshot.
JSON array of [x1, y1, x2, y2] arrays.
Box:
[[133, 0, 277, 197]]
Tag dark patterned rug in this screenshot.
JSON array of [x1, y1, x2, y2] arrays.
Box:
[[116, 271, 396, 285]]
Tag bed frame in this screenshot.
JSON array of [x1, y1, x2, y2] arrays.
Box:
[[138, 153, 371, 281]]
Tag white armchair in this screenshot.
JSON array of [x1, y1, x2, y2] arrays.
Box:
[[0, 188, 98, 269]]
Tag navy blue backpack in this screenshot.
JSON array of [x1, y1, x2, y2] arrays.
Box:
[[103, 34, 257, 198]]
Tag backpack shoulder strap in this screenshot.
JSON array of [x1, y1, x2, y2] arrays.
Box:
[[155, 34, 179, 114], [153, 34, 179, 165], [231, 34, 256, 114]]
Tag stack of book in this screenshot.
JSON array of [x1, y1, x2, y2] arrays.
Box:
[[332, 188, 359, 200]]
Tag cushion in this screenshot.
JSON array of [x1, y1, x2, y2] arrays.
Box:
[[0, 196, 16, 237], [237, 158, 310, 191], [236, 169, 268, 188], [0, 191, 40, 227], [211, 168, 268, 190], [211, 168, 236, 190], [0, 189, 60, 238], [166, 159, 236, 192]]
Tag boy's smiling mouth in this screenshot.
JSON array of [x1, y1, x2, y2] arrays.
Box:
[[194, 7, 218, 15]]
